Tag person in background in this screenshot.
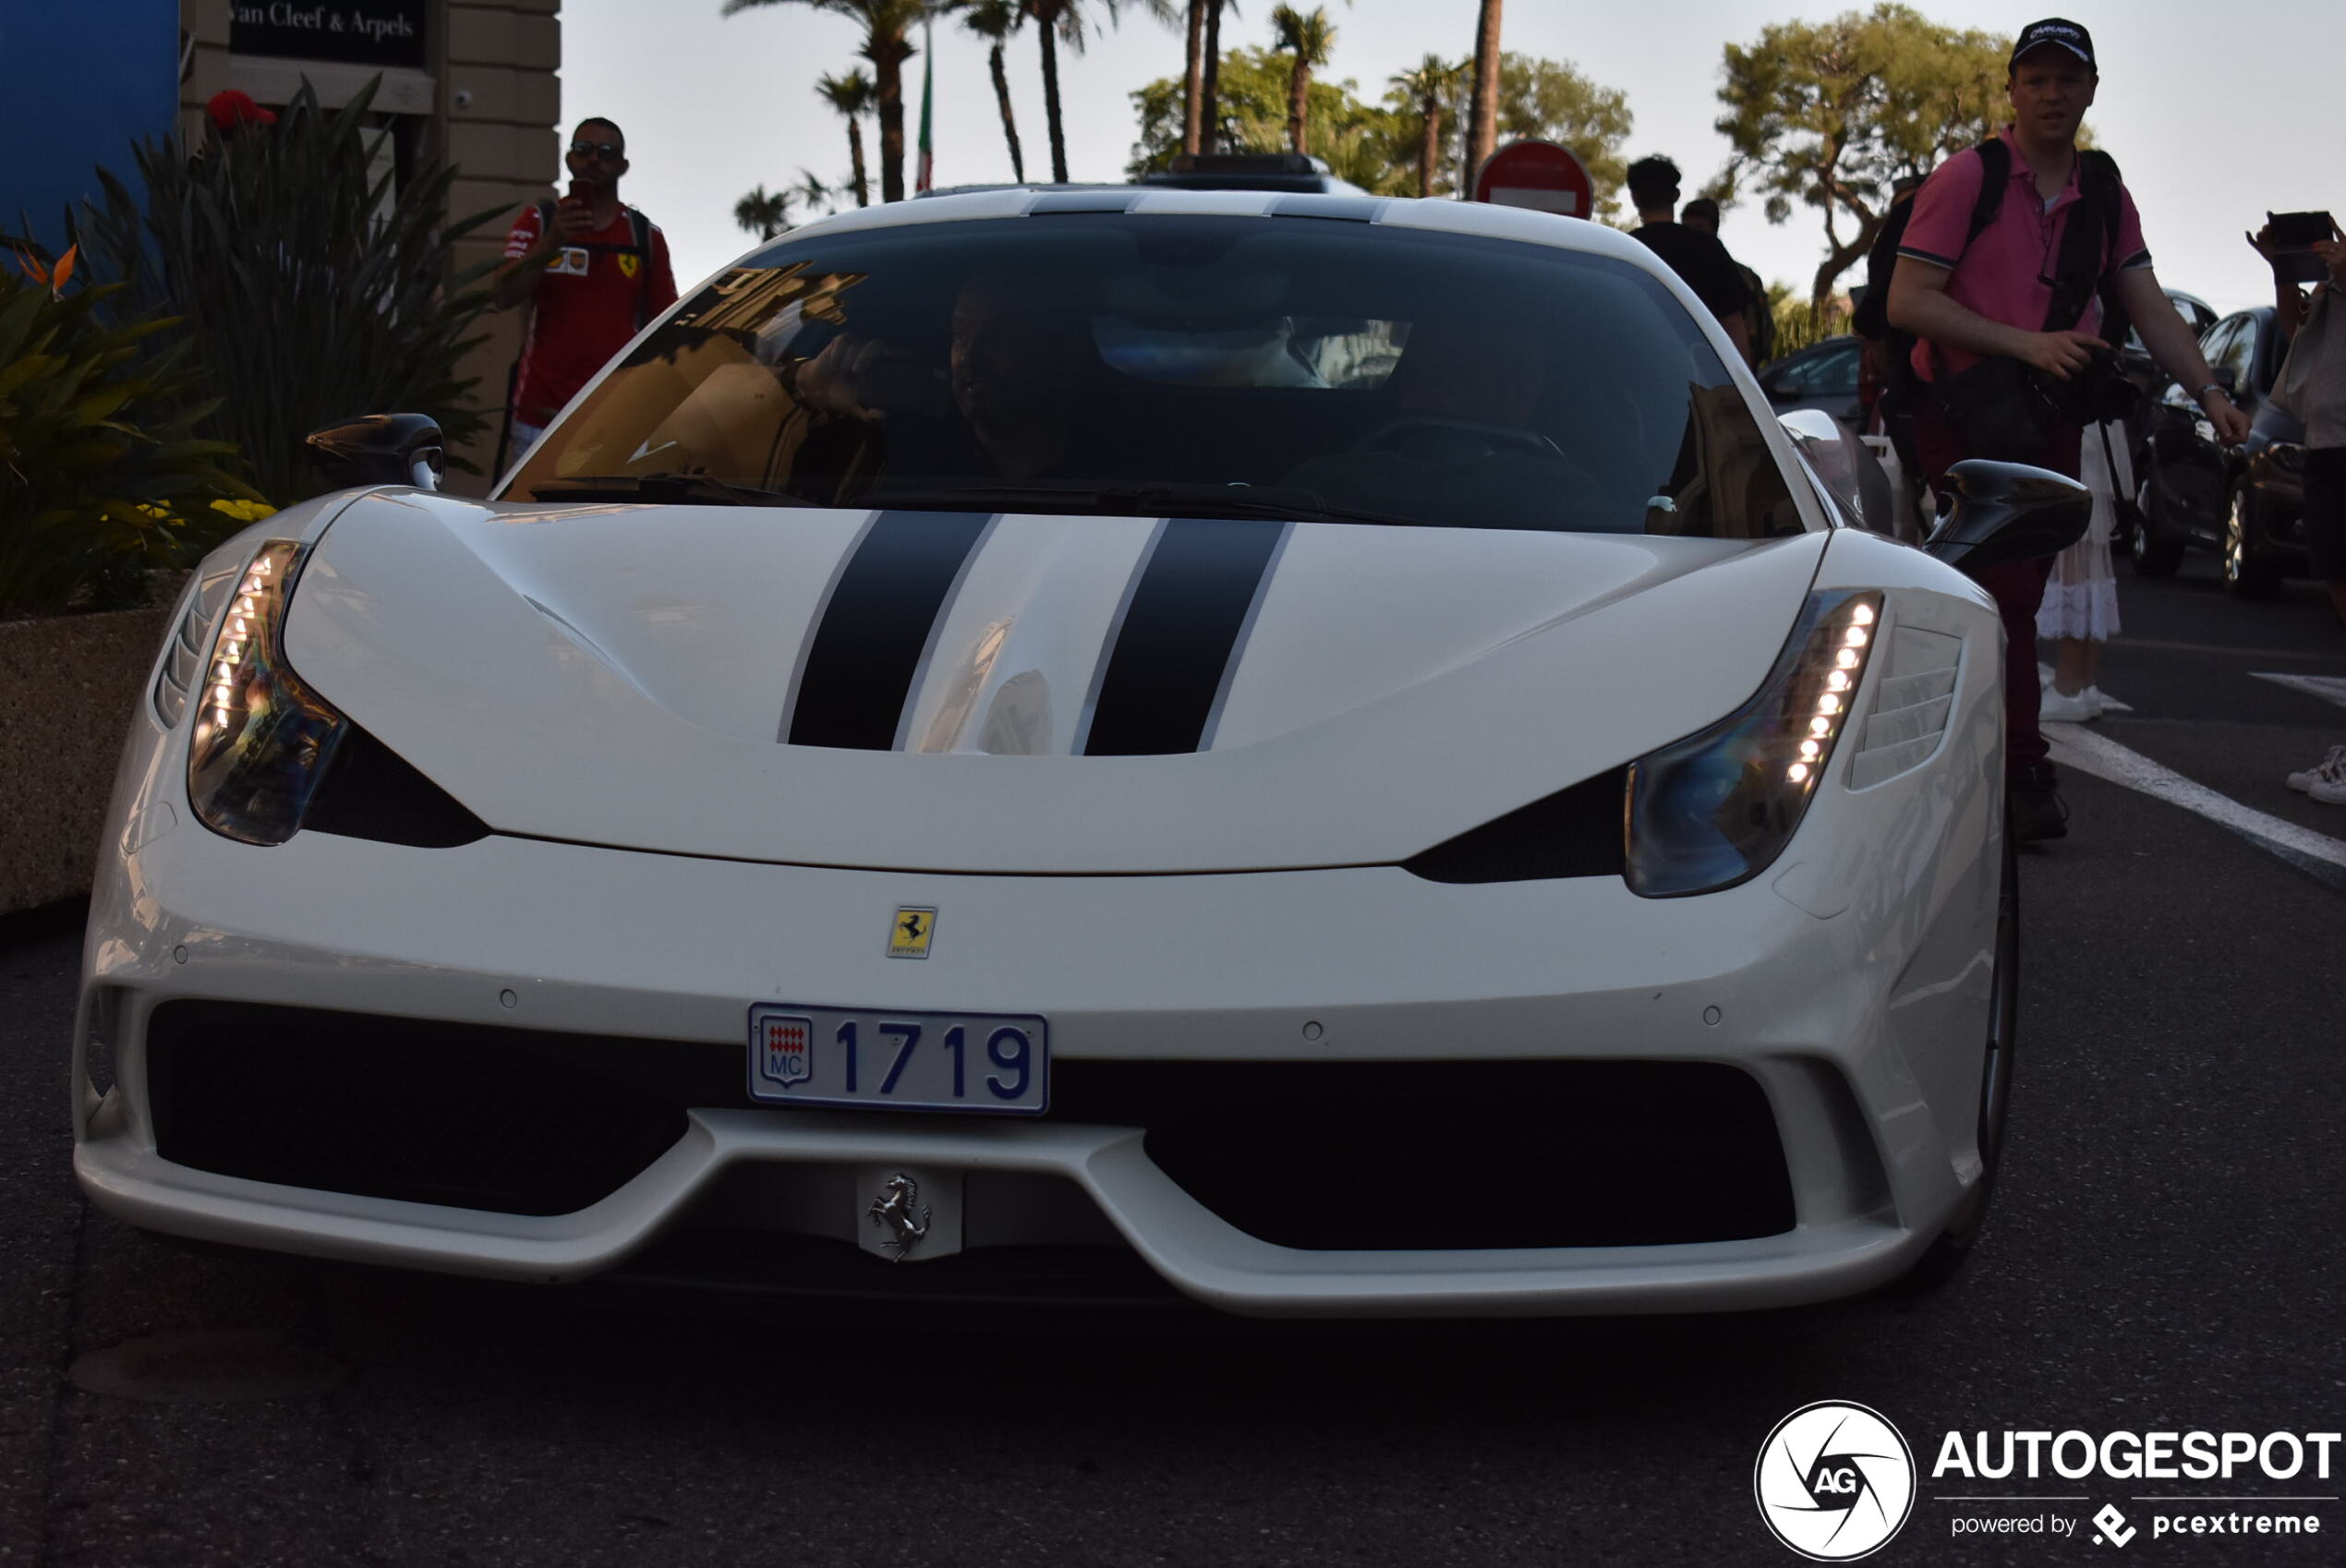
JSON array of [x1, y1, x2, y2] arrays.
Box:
[[2035, 416, 2131, 721], [494, 117, 679, 452], [1679, 197, 1773, 366], [1626, 157, 1755, 366], [2258, 216, 2346, 800], [1886, 18, 2246, 841]]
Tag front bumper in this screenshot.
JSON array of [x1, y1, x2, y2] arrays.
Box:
[[76, 749, 2001, 1316]]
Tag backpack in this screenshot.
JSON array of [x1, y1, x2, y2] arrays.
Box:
[[532, 199, 658, 330]]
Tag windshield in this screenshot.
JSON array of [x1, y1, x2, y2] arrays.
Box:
[[503, 214, 1803, 539]]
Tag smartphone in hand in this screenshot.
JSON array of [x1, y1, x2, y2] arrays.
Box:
[[2266, 211, 2337, 284]]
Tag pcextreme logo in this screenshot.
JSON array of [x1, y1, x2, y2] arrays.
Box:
[[1755, 1401, 1917, 1561]]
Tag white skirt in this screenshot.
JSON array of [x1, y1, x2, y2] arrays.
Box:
[[2037, 419, 2126, 643]]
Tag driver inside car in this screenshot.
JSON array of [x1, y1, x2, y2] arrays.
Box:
[[791, 273, 1109, 485]]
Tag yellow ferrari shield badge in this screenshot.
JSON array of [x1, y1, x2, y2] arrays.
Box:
[[618, 252, 640, 279], [887, 906, 937, 959]]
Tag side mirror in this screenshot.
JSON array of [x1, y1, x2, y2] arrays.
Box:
[[306, 414, 444, 491], [1921, 459, 2090, 575]]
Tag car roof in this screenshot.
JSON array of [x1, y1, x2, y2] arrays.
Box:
[[784, 186, 1664, 271]]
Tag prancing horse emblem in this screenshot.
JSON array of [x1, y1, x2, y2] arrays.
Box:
[[866, 1173, 931, 1261]]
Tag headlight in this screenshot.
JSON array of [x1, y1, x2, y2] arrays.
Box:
[[1625, 590, 1883, 898], [187, 540, 350, 845]]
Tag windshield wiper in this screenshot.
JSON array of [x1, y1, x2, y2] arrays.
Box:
[[864, 483, 1427, 528], [527, 472, 813, 507]]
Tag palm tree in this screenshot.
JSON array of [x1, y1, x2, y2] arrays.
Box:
[[815, 70, 876, 207], [962, 0, 1027, 184], [795, 168, 838, 217], [734, 185, 792, 240], [1022, 0, 1176, 183], [1269, 6, 1335, 155], [1199, 0, 1227, 152], [1466, 0, 1503, 185], [725, 0, 939, 202], [1181, 0, 1207, 153], [1389, 54, 1460, 198]]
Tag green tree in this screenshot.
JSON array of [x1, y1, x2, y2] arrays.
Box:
[[1713, 3, 2007, 306], [1129, 46, 1409, 194], [726, 0, 948, 203], [962, 0, 1028, 184], [1493, 54, 1632, 216], [815, 69, 876, 207], [1269, 5, 1337, 155], [1382, 53, 1629, 211]]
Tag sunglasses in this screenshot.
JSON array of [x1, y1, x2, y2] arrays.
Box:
[[568, 139, 623, 159]]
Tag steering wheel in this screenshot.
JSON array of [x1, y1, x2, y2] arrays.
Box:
[[1351, 416, 1569, 464]]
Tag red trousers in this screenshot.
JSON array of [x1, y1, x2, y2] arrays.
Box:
[[1908, 387, 2082, 779]]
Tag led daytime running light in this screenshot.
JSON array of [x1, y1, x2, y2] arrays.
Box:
[[1624, 589, 1886, 898], [186, 541, 348, 845]]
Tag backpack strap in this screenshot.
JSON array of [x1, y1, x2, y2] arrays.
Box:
[[627, 207, 653, 330], [2043, 150, 2126, 333], [1963, 138, 2010, 257]]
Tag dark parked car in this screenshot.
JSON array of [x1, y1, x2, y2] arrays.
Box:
[[1757, 335, 1862, 427], [2130, 306, 2308, 597]]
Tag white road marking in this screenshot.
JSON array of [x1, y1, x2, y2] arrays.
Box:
[[2251, 671, 2346, 713], [2046, 723, 2346, 874]]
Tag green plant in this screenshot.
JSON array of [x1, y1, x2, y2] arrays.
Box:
[[79, 78, 502, 504], [0, 263, 259, 617]]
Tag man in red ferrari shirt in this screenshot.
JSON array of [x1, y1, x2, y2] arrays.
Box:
[[494, 117, 679, 452]]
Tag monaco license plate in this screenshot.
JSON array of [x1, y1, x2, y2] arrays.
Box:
[[746, 1003, 1048, 1115]]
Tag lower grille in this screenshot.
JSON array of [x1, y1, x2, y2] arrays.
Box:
[[144, 1004, 1796, 1247], [145, 1001, 719, 1216], [1067, 1060, 1796, 1250]]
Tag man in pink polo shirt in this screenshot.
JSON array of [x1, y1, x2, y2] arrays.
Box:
[[1889, 18, 2247, 842]]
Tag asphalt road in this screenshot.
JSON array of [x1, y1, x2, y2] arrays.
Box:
[[2, 552, 2341, 1568]]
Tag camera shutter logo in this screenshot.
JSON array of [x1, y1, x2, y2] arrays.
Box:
[[1753, 1401, 1916, 1561]]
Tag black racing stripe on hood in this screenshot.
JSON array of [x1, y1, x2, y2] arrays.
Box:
[[786, 511, 991, 751], [1082, 516, 1286, 756]]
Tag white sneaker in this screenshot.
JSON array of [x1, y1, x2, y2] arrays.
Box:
[[2086, 685, 2132, 715], [2287, 745, 2346, 793], [2038, 685, 2099, 723]]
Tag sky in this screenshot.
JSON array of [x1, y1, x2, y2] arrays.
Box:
[[559, 1, 2340, 325]]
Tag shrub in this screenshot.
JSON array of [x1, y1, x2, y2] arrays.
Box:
[[79, 78, 503, 504], [0, 260, 260, 618]]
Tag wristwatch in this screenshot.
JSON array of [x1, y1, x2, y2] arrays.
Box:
[[2193, 383, 2230, 406]]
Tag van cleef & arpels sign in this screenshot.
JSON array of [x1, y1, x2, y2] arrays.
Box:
[[230, 3, 429, 71]]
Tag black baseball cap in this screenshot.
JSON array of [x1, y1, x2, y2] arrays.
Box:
[[2010, 18, 2096, 72]]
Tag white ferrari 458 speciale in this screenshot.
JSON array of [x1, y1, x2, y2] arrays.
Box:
[[72, 187, 2086, 1315]]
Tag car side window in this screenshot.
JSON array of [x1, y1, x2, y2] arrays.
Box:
[[1816, 343, 1859, 395], [2195, 320, 2237, 388], [2216, 319, 2256, 395]]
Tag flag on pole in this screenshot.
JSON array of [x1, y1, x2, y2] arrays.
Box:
[[915, 23, 935, 194]]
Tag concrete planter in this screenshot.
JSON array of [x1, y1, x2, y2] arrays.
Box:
[[0, 604, 172, 916]]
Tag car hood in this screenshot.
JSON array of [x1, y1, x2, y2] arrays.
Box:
[[282, 492, 1825, 873]]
